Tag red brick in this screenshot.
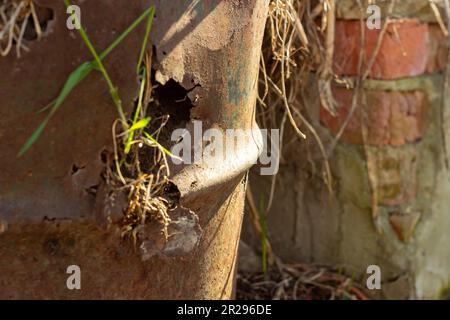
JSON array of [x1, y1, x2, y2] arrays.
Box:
[[388, 212, 421, 242], [375, 149, 418, 206], [319, 87, 425, 147], [333, 19, 447, 79]]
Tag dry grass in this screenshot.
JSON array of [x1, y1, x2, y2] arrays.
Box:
[[257, 0, 335, 212], [250, 0, 336, 273], [247, 3, 450, 298], [247, 0, 406, 286], [0, 0, 41, 57], [237, 262, 370, 300]]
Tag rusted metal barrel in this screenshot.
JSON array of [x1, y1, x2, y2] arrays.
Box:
[[0, 0, 268, 299]]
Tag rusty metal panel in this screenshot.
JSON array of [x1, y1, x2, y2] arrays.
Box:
[[0, 0, 268, 299], [0, 0, 151, 221]]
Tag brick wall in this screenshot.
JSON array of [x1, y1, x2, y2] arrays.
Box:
[[320, 14, 448, 241], [244, 0, 450, 299]]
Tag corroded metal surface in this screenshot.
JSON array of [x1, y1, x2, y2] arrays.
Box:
[[0, 181, 246, 299], [0, 0, 268, 299], [0, 0, 150, 221]]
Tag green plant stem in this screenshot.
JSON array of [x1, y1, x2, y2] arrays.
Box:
[[64, 0, 127, 126], [18, 4, 155, 157], [137, 8, 155, 74], [259, 195, 268, 276], [125, 70, 147, 154]]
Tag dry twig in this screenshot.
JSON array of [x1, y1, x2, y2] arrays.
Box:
[[237, 262, 370, 300]]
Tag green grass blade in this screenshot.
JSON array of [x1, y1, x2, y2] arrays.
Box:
[[125, 69, 147, 154], [64, 0, 126, 124], [129, 117, 151, 132], [36, 99, 56, 114], [54, 61, 93, 107], [17, 113, 52, 157], [136, 7, 155, 74], [259, 195, 268, 276], [100, 7, 154, 61], [123, 117, 151, 154], [19, 4, 155, 157], [18, 62, 94, 157]]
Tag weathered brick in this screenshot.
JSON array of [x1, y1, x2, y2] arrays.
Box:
[[374, 148, 418, 206], [333, 19, 447, 79], [320, 87, 426, 147], [388, 211, 421, 242]]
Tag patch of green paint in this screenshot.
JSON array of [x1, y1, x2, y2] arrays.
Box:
[[226, 40, 253, 126]]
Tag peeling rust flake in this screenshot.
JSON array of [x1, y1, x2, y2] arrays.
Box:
[[138, 206, 202, 261]]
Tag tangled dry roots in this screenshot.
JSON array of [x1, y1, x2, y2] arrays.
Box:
[[103, 51, 179, 247], [105, 114, 177, 246], [0, 0, 42, 57], [258, 0, 335, 207]]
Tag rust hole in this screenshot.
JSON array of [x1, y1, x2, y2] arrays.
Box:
[[22, 3, 54, 41], [85, 184, 99, 196], [137, 68, 198, 151], [71, 164, 85, 175], [42, 237, 60, 256], [100, 149, 109, 164], [151, 75, 195, 127]]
